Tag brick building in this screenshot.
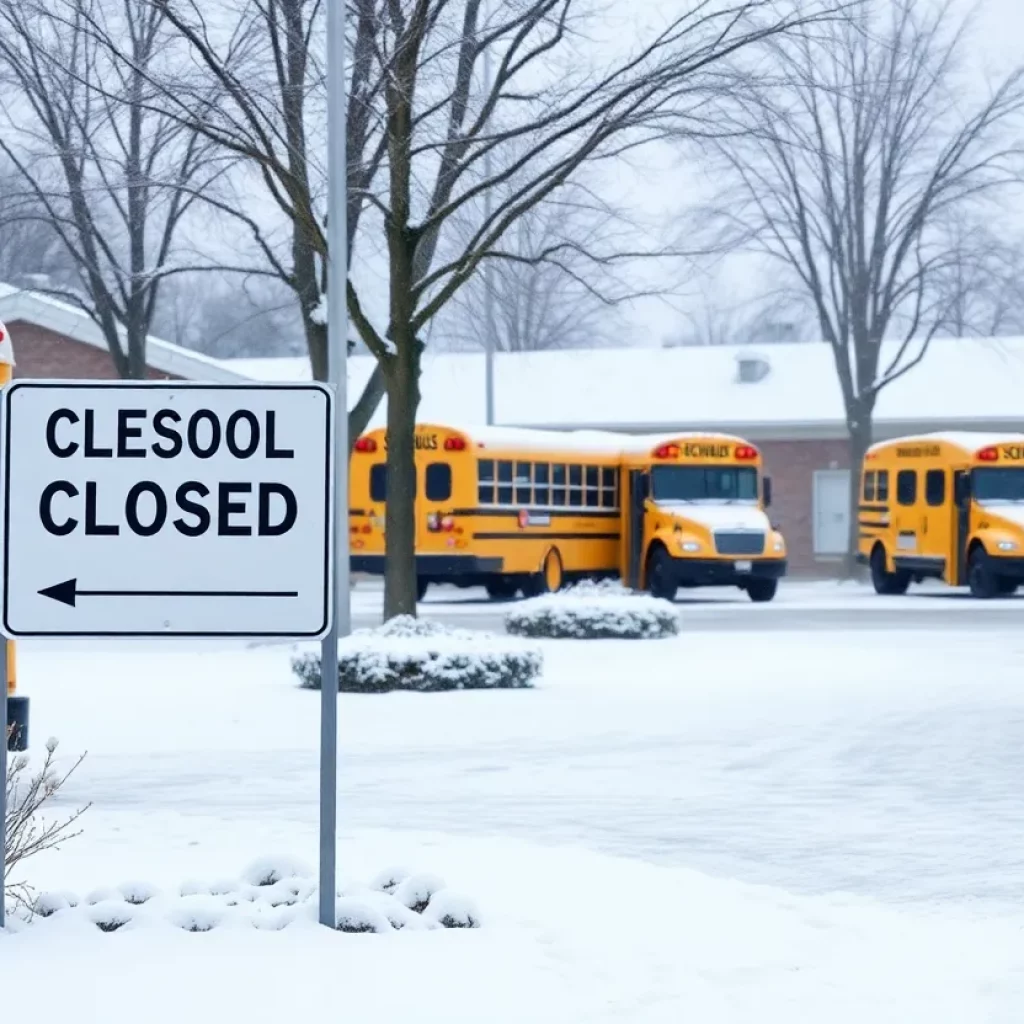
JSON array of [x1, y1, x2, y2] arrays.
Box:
[[227, 338, 1024, 577], [0, 283, 248, 383]]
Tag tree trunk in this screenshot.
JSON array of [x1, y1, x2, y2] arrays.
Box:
[[844, 416, 873, 578], [382, 344, 420, 620]]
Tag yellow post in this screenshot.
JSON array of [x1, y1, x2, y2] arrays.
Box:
[[0, 320, 15, 697]]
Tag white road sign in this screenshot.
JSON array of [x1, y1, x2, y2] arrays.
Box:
[[0, 381, 334, 638]]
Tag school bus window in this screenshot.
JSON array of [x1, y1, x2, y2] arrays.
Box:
[[925, 469, 945, 507], [534, 463, 550, 506], [863, 471, 876, 502], [426, 463, 452, 502], [601, 467, 617, 508], [477, 459, 494, 504], [585, 465, 600, 507], [515, 461, 532, 504], [370, 463, 388, 502], [877, 470, 889, 501], [972, 467, 1024, 503], [552, 464, 567, 506], [497, 460, 513, 504], [568, 465, 583, 507], [651, 464, 758, 502], [896, 469, 916, 506]]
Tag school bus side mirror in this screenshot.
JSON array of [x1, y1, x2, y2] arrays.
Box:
[[954, 475, 971, 504], [762, 476, 772, 508]]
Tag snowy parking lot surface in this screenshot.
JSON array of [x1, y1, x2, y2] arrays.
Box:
[[5, 610, 1024, 1020]]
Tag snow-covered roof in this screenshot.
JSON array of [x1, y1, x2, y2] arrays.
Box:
[[359, 423, 752, 456], [223, 336, 1024, 439], [868, 430, 1024, 454], [0, 283, 250, 383]]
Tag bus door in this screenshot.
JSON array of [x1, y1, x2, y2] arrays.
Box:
[[627, 470, 648, 589], [950, 470, 971, 585]]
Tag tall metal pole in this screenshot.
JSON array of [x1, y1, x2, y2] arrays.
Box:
[[482, 30, 496, 425], [320, 0, 349, 930]]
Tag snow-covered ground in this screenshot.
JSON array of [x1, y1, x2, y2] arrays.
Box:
[[5, 623, 1024, 1019]]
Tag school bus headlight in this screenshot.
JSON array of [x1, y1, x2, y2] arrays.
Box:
[[997, 540, 1017, 551], [773, 539, 784, 552], [679, 539, 701, 552]]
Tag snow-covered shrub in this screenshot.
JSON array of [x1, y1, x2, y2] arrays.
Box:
[[171, 897, 224, 933], [334, 898, 392, 934], [88, 901, 134, 933], [369, 865, 410, 894], [119, 881, 159, 906], [85, 887, 122, 906], [293, 616, 541, 693], [394, 873, 446, 914], [505, 580, 679, 639], [423, 890, 481, 930], [241, 855, 313, 887], [32, 891, 72, 917]]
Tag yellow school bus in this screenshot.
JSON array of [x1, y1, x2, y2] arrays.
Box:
[[349, 423, 624, 599], [619, 433, 787, 602], [857, 431, 1024, 598], [349, 424, 788, 601]]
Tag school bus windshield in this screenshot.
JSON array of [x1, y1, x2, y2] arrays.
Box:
[[650, 464, 759, 503], [973, 467, 1024, 503]]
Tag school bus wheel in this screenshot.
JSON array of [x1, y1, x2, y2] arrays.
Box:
[[744, 578, 778, 603], [967, 545, 1004, 600], [485, 578, 520, 601], [645, 544, 677, 602], [869, 543, 910, 596], [524, 548, 564, 597]]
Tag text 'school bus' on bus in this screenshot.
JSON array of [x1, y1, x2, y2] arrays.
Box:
[[857, 431, 1024, 599], [348, 424, 788, 602]]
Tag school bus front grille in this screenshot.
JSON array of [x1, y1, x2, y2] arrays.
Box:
[[713, 530, 766, 556]]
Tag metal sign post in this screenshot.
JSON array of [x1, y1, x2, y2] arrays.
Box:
[[320, 0, 350, 928]]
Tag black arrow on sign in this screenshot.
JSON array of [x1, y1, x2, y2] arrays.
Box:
[[38, 578, 298, 608]]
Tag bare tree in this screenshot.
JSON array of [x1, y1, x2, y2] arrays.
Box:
[[80, 0, 390, 428], [703, 0, 1024, 570], [0, 166, 79, 289], [665, 292, 811, 346], [0, 0, 231, 378], [441, 190, 628, 352], [89, 0, 840, 616], [342, 0, 850, 617], [931, 214, 1024, 338]]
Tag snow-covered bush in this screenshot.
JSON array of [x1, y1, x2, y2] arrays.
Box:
[[10, 859, 480, 935], [293, 616, 541, 693], [241, 855, 313, 887], [4, 737, 89, 910], [88, 901, 134, 933], [119, 882, 160, 905], [334, 898, 393, 934], [423, 890, 481, 930], [505, 580, 680, 639]]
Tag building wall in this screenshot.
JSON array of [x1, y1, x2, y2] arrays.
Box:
[[759, 437, 852, 576], [8, 321, 180, 380]]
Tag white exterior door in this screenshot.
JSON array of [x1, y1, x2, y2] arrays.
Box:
[[813, 470, 850, 555]]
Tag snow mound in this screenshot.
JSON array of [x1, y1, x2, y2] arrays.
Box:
[[119, 881, 160, 905], [394, 872, 446, 913], [422, 890, 481, 929], [32, 891, 73, 917], [505, 580, 680, 639], [12, 860, 479, 935], [241, 855, 313, 887], [292, 616, 542, 693], [334, 898, 393, 934]]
